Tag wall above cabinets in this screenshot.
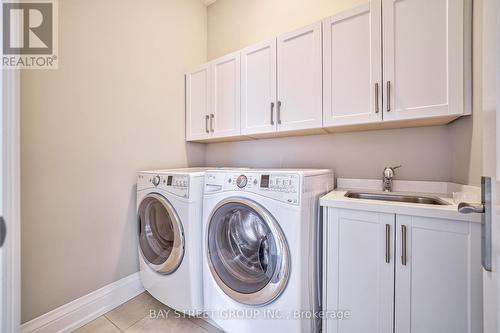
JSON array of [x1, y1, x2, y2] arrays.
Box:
[[186, 0, 472, 143]]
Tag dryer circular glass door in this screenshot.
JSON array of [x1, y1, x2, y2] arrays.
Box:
[[207, 198, 290, 305], [138, 193, 184, 274]]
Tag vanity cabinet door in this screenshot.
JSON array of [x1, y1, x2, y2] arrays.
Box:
[[395, 216, 482, 333], [323, 208, 395, 333]]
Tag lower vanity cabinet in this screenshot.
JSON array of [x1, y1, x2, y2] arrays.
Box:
[[323, 208, 482, 333]]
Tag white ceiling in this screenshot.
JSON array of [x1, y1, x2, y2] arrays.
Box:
[[200, 0, 217, 6]]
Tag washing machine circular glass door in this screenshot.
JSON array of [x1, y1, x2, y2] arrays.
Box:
[[138, 193, 184, 274], [207, 198, 290, 305]]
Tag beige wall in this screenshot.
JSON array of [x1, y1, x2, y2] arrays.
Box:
[[21, 0, 207, 322], [449, 0, 484, 186], [205, 126, 452, 181], [206, 0, 483, 185], [207, 0, 365, 59]]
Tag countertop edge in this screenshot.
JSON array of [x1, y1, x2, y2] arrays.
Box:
[[320, 190, 482, 223]]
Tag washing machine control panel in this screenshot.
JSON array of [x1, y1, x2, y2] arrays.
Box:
[[137, 173, 189, 198], [205, 172, 301, 205]]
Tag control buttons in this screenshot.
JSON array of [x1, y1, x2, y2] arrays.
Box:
[[152, 176, 161, 186], [172, 178, 188, 187], [236, 175, 248, 188]]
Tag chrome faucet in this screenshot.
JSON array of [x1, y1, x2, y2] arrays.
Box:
[[383, 165, 402, 192]]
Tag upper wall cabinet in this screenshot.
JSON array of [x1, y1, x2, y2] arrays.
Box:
[[277, 22, 323, 132], [382, 0, 471, 121], [241, 40, 277, 135], [323, 2, 382, 127], [323, 0, 470, 129], [186, 64, 211, 141], [211, 52, 241, 138], [186, 0, 471, 142]]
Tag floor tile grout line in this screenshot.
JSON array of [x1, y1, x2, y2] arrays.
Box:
[[108, 312, 151, 332], [103, 313, 128, 332], [101, 315, 124, 333], [189, 318, 222, 333], [188, 318, 212, 333]]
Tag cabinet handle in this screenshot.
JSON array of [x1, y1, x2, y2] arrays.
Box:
[[375, 83, 380, 114], [401, 225, 407, 266], [385, 224, 391, 263], [387, 81, 391, 112], [277, 101, 282, 124], [270, 102, 275, 125], [0, 216, 6, 248], [210, 114, 214, 133], [205, 115, 209, 134]]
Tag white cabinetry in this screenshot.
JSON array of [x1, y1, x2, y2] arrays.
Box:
[[277, 22, 323, 131], [186, 64, 211, 141], [382, 0, 471, 121], [323, 208, 481, 333], [322, 0, 470, 130], [395, 215, 482, 333], [186, 0, 471, 142], [186, 53, 241, 141], [211, 52, 241, 138], [323, 2, 382, 126], [324, 209, 394, 333], [241, 40, 277, 135]]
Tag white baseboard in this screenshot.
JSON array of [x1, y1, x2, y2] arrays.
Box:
[[21, 272, 144, 333]]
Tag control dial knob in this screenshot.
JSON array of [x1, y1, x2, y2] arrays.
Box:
[[236, 175, 248, 188], [152, 176, 161, 186]]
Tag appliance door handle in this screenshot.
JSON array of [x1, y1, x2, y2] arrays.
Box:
[[385, 224, 391, 263]]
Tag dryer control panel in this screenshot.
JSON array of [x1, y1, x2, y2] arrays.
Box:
[[137, 173, 189, 198], [205, 172, 301, 205]]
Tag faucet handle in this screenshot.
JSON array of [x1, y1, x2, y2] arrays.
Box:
[[383, 165, 402, 178]]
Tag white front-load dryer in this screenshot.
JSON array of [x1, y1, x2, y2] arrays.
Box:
[[137, 168, 209, 314], [202, 169, 334, 333]]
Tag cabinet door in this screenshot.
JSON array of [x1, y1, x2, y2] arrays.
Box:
[[382, 0, 469, 120], [323, 2, 382, 127], [186, 64, 210, 141], [241, 40, 277, 135], [211, 52, 241, 138], [395, 216, 482, 333], [324, 208, 394, 333], [277, 22, 323, 132]]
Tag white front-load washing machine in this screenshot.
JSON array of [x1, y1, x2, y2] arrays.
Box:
[[137, 168, 209, 314], [202, 169, 334, 333]]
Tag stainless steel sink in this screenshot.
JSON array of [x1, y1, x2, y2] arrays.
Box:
[[345, 191, 450, 206]]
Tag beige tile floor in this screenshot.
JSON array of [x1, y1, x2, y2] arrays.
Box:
[[73, 292, 223, 333]]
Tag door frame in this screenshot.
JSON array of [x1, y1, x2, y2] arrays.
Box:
[[2, 67, 21, 332]]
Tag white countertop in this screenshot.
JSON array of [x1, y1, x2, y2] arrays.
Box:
[[320, 179, 482, 223]]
